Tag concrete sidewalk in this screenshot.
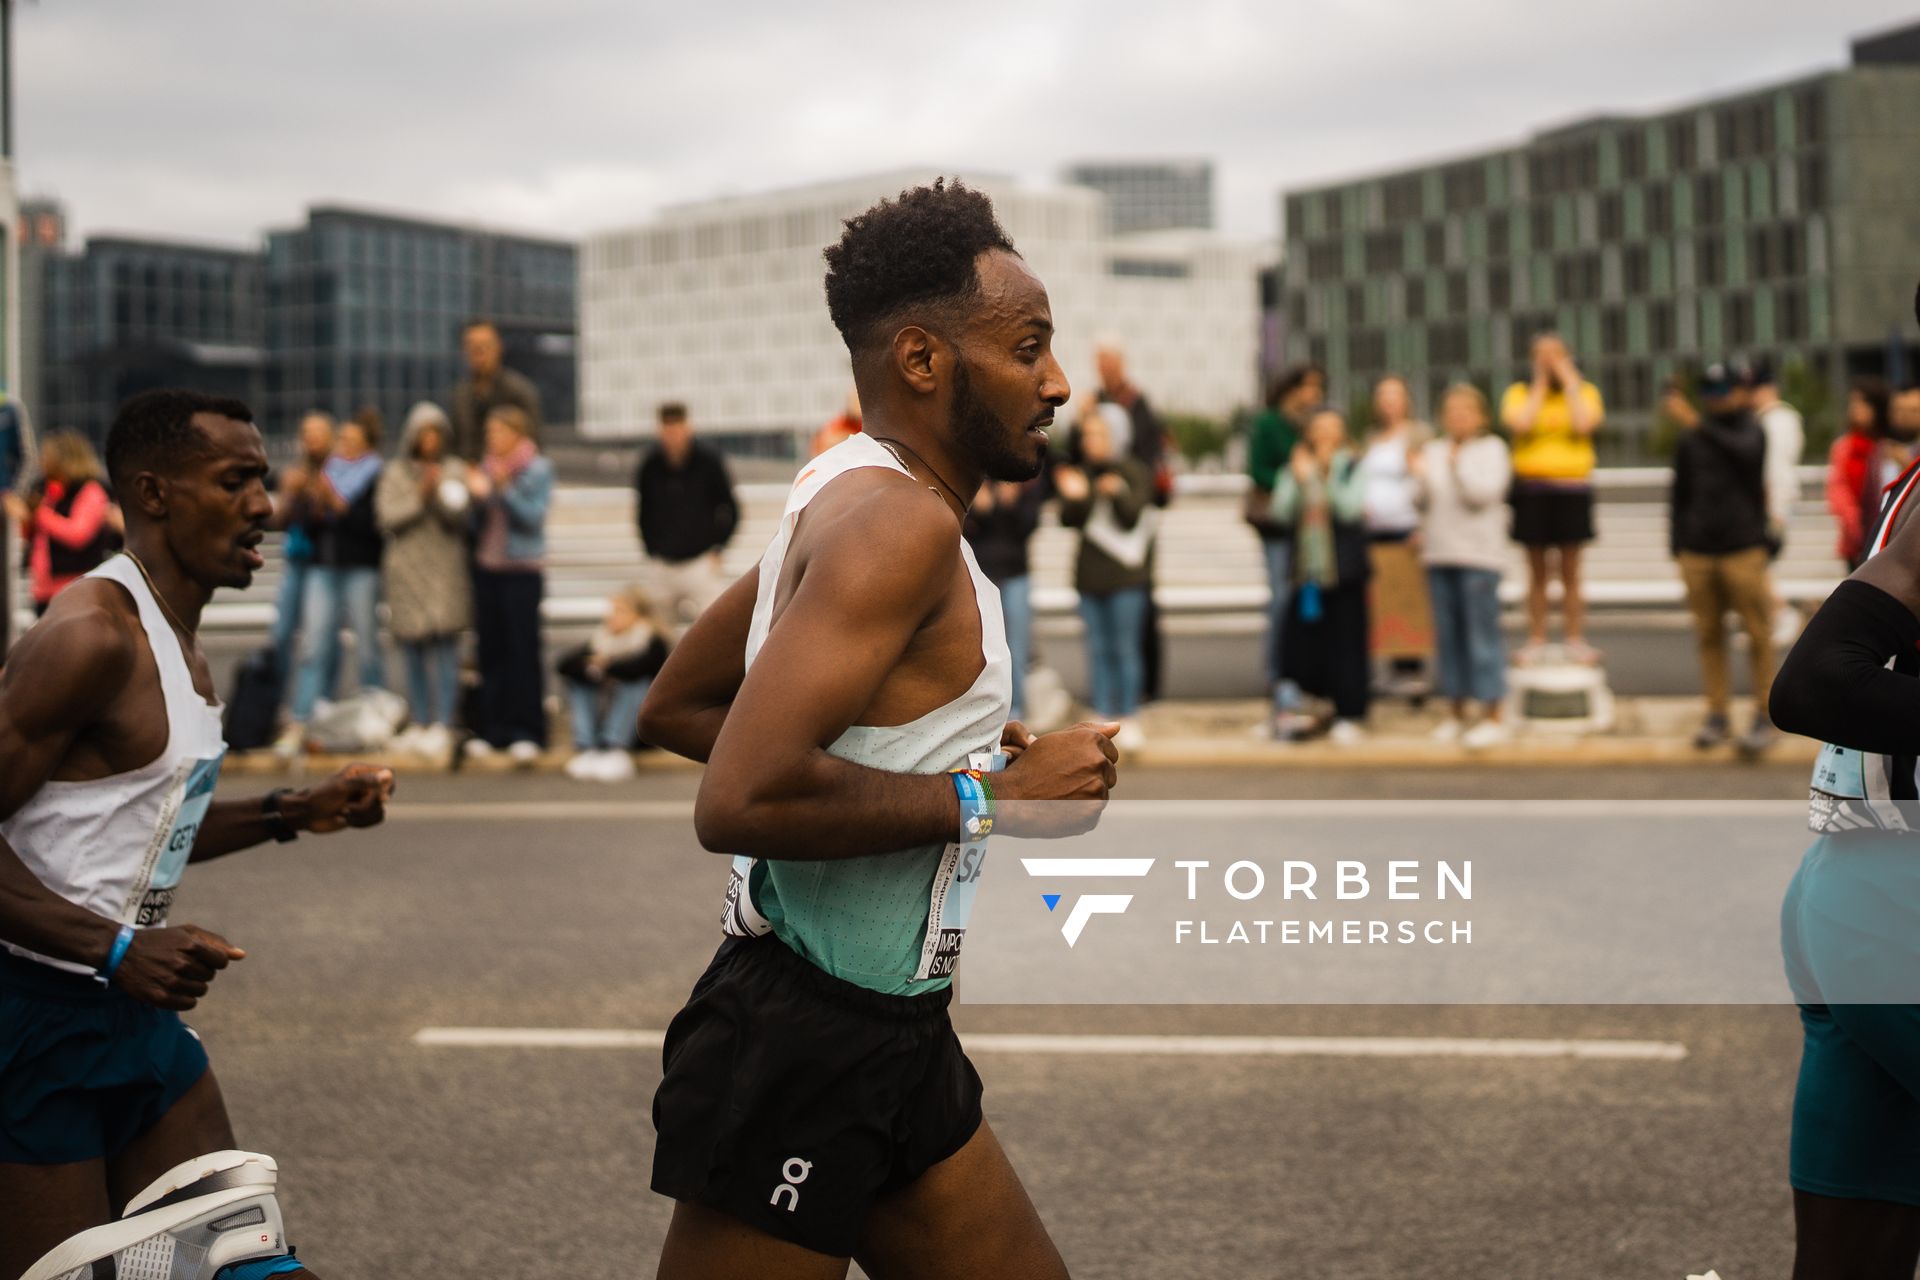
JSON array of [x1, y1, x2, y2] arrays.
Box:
[[224, 694, 1816, 778]]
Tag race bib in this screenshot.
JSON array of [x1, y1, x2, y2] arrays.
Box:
[[912, 751, 1007, 982], [132, 753, 225, 927], [1808, 742, 1916, 834]]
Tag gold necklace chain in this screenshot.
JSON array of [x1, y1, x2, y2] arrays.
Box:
[[123, 551, 195, 639], [872, 437, 966, 519]]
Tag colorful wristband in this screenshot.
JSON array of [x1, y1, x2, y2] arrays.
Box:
[[950, 768, 995, 842], [98, 923, 136, 985]]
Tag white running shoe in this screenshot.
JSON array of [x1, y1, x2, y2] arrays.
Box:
[[507, 739, 543, 767], [1112, 719, 1146, 752], [21, 1150, 290, 1280], [418, 723, 453, 760], [462, 736, 497, 762], [1328, 719, 1367, 746], [1462, 719, 1513, 750], [1430, 718, 1465, 744], [564, 749, 600, 780], [389, 726, 424, 755], [270, 725, 305, 760], [594, 750, 636, 782]]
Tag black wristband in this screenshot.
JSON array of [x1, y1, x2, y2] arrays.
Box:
[[262, 789, 300, 843]]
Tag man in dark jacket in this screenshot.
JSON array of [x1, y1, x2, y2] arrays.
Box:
[[449, 320, 543, 460], [634, 402, 738, 634], [1667, 360, 1774, 755]]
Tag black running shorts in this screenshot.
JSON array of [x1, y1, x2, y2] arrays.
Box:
[[650, 933, 984, 1257]]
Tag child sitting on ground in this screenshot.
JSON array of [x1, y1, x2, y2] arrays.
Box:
[[558, 586, 670, 781]]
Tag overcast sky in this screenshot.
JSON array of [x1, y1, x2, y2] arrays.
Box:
[[17, 1, 1919, 249]]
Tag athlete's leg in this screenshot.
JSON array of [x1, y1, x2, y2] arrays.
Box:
[[1792, 1189, 1920, 1280], [0, 1158, 112, 1279], [105, 1068, 236, 1212], [855, 1120, 1068, 1280], [655, 1199, 851, 1280]]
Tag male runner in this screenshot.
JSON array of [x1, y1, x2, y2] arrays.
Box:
[[0, 389, 394, 1278], [640, 179, 1119, 1279]]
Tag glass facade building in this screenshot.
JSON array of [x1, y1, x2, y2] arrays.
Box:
[[1279, 32, 1920, 457], [265, 206, 575, 445]]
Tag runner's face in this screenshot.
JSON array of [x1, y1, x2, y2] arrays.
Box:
[[949, 249, 1069, 483], [168, 414, 272, 591]]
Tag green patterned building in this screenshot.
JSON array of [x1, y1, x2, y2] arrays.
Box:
[[1279, 22, 1920, 458]]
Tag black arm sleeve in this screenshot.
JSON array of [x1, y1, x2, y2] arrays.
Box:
[[1771, 579, 1920, 754]]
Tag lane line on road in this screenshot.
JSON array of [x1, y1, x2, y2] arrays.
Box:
[[387, 799, 1800, 822], [412, 1027, 1686, 1061]]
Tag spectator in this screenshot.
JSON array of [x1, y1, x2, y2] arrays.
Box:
[[376, 402, 473, 762], [1247, 362, 1324, 737], [1097, 342, 1169, 704], [268, 411, 337, 690], [1358, 374, 1434, 694], [278, 408, 387, 755], [809, 387, 864, 458], [1750, 359, 1807, 645], [1502, 332, 1604, 664], [1411, 385, 1513, 748], [559, 586, 670, 782], [449, 319, 542, 461], [634, 401, 738, 635], [0, 394, 23, 655], [1271, 407, 1371, 743], [964, 476, 1045, 721], [1826, 378, 1889, 570], [465, 405, 554, 764], [1666, 362, 1775, 756], [5, 430, 114, 617], [1056, 404, 1155, 749], [1877, 384, 1920, 511]]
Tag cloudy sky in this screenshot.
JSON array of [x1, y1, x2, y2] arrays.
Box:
[[18, 0, 1919, 248]]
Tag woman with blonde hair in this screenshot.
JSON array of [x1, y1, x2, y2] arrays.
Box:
[[558, 585, 671, 781], [4, 430, 116, 616]]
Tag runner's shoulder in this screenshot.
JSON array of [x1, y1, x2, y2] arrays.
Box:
[[806, 466, 962, 570], [4, 579, 140, 697]]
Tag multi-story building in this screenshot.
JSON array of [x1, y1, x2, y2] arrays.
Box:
[[264, 206, 576, 444], [581, 170, 1266, 452], [1064, 160, 1214, 235], [1279, 21, 1920, 458], [40, 233, 265, 444]]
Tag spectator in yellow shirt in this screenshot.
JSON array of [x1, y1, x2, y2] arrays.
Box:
[[1501, 332, 1604, 664]]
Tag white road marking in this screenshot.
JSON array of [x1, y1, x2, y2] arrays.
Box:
[[388, 799, 1799, 822], [413, 1027, 1686, 1061]]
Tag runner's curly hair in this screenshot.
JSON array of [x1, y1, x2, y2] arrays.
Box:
[[822, 178, 1016, 356], [106, 388, 253, 495]]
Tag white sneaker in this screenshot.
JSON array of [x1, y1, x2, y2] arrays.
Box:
[[418, 723, 453, 759], [1462, 719, 1513, 750], [507, 739, 543, 767], [564, 750, 599, 780], [593, 750, 635, 782], [462, 736, 497, 762], [271, 725, 305, 759], [1430, 718, 1464, 744], [1328, 719, 1367, 746], [390, 726, 425, 755], [1112, 719, 1146, 752]]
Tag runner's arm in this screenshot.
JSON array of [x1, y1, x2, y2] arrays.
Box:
[[0, 596, 138, 967], [189, 765, 395, 861], [638, 564, 758, 762], [693, 488, 964, 860]]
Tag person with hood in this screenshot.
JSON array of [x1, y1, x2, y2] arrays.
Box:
[[376, 402, 472, 761]]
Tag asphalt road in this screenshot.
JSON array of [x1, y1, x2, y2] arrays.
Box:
[[169, 765, 1812, 1279]]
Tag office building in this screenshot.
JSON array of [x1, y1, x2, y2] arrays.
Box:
[[581, 170, 1266, 451], [264, 206, 576, 442], [1278, 21, 1920, 456], [40, 232, 265, 444], [1064, 160, 1215, 235]]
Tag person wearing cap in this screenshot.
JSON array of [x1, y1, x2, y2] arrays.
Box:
[[1664, 360, 1776, 756]]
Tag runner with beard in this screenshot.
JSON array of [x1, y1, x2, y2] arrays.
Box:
[[640, 179, 1118, 1279]]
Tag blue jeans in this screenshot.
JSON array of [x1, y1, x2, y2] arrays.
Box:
[[270, 557, 335, 698], [566, 677, 651, 750], [1427, 565, 1506, 705], [291, 565, 385, 722], [401, 634, 461, 727], [997, 574, 1033, 721], [1077, 587, 1148, 720], [1263, 539, 1302, 710]]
